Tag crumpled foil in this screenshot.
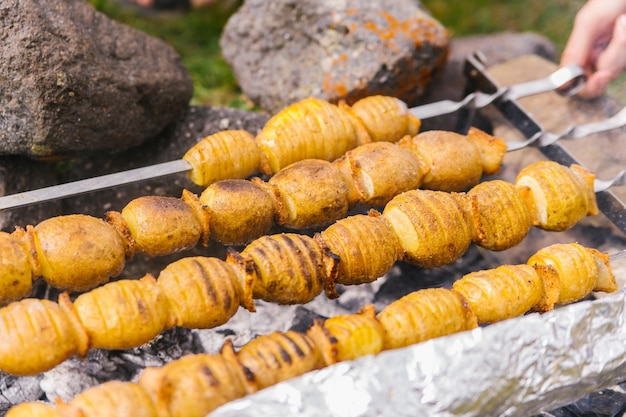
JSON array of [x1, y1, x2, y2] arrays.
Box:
[[210, 288, 626, 417]]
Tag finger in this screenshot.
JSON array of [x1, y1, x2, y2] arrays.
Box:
[[595, 14, 626, 75], [561, 5, 614, 68], [577, 70, 613, 99]]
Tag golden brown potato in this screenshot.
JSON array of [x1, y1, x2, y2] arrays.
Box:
[[233, 331, 325, 390], [527, 243, 617, 305], [265, 159, 349, 229], [515, 161, 598, 231], [229, 233, 337, 306], [120, 195, 208, 257], [376, 288, 477, 350], [342, 95, 421, 143], [0, 296, 88, 376], [308, 304, 385, 364], [0, 232, 34, 306], [333, 142, 426, 207], [58, 381, 158, 417], [382, 190, 471, 268], [200, 179, 275, 245], [5, 402, 64, 417], [157, 256, 243, 329], [138, 353, 250, 417], [255, 97, 370, 174], [27, 214, 126, 292], [452, 264, 545, 324], [465, 127, 507, 175], [316, 212, 401, 285], [398, 130, 483, 192], [72, 275, 173, 350], [462, 180, 532, 251], [183, 130, 260, 187]]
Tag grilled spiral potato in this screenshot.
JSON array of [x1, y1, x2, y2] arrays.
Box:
[[57, 381, 158, 417], [515, 161, 598, 231], [262, 159, 350, 229], [157, 256, 243, 329], [23, 214, 126, 292], [199, 179, 275, 245], [334, 141, 426, 207], [230, 233, 338, 307], [527, 243, 617, 304], [316, 211, 401, 285], [138, 353, 251, 417], [5, 402, 64, 417], [231, 331, 325, 390], [0, 232, 34, 306], [0, 296, 88, 376], [255, 97, 370, 175], [341, 95, 421, 143], [452, 264, 548, 324], [376, 288, 477, 350], [72, 275, 174, 350], [183, 130, 261, 187], [461, 180, 532, 251], [308, 304, 385, 364], [382, 189, 471, 268], [118, 193, 209, 258]]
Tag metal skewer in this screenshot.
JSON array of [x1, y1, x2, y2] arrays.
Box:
[[0, 64, 587, 212]]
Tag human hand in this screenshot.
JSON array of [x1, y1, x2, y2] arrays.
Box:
[[561, 0, 626, 98]]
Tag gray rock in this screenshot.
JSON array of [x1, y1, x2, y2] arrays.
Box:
[[220, 0, 448, 113], [0, 0, 193, 159]]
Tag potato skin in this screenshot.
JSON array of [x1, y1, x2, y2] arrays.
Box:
[[30, 214, 126, 291], [157, 256, 243, 329], [59, 381, 158, 417], [200, 179, 275, 245], [398, 130, 483, 192], [453, 264, 544, 324], [235, 331, 325, 390], [72, 276, 173, 350], [0, 232, 33, 306], [266, 159, 349, 229], [317, 212, 401, 285], [382, 190, 471, 268], [138, 353, 250, 417], [0, 297, 88, 376], [183, 130, 260, 187], [376, 288, 477, 350], [121, 196, 204, 257], [5, 402, 65, 417], [255, 97, 369, 174]]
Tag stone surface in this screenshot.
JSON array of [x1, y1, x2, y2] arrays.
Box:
[[0, 0, 193, 159], [220, 0, 448, 113]]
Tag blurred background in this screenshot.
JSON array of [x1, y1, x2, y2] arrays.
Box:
[[88, 0, 601, 109]]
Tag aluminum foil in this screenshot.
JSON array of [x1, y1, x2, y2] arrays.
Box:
[[209, 287, 626, 417]]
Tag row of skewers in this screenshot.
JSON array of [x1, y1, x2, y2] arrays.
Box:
[[0, 157, 610, 377], [4, 240, 618, 417]]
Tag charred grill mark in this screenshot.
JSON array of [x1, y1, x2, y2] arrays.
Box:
[[199, 363, 219, 387], [283, 332, 306, 359], [191, 259, 217, 304]]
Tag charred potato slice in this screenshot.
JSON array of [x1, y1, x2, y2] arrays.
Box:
[[316, 212, 401, 285], [183, 130, 260, 187], [157, 256, 243, 329], [233, 331, 325, 390], [200, 179, 275, 245], [138, 353, 250, 417], [377, 288, 477, 350], [28, 214, 126, 291]]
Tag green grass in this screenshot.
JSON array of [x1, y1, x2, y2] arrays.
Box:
[[89, 0, 588, 107]]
